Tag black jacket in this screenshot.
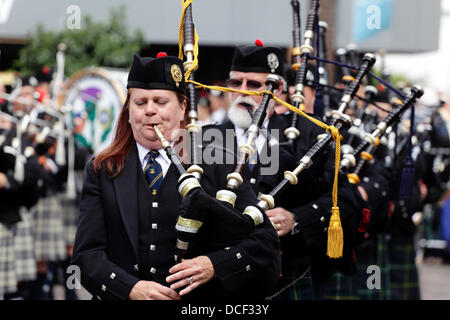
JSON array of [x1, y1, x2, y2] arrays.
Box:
[[0, 129, 40, 226], [72, 142, 280, 300], [202, 114, 364, 286]]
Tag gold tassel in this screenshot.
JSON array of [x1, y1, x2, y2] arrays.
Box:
[[327, 206, 343, 258]]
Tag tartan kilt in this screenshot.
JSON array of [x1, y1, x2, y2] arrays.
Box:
[[0, 223, 17, 298], [353, 235, 392, 300], [313, 272, 358, 300], [267, 267, 315, 300], [314, 235, 392, 300], [12, 208, 37, 282], [387, 234, 421, 300], [32, 194, 67, 262], [286, 269, 315, 300], [60, 198, 79, 247]]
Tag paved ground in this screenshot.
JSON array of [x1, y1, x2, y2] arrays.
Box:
[[418, 259, 450, 300]]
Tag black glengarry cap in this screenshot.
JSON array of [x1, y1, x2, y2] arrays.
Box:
[[231, 39, 284, 77], [127, 53, 186, 95]]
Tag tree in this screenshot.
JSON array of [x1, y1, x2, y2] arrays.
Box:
[[13, 5, 145, 77]]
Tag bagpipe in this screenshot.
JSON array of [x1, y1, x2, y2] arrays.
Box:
[[343, 85, 378, 150], [317, 20, 331, 116], [417, 102, 450, 186], [0, 43, 78, 200], [0, 110, 19, 148], [342, 87, 424, 184], [0, 96, 69, 187], [256, 53, 376, 258], [168, 0, 374, 260], [0, 110, 28, 184], [155, 0, 273, 262], [302, 19, 426, 199], [0, 110, 57, 188], [335, 48, 355, 86], [153, 124, 259, 262], [160, 0, 427, 261], [285, 0, 319, 143], [340, 85, 386, 165], [181, 2, 203, 182], [214, 73, 281, 211]]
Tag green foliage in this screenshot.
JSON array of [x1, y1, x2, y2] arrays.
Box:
[[13, 5, 145, 77]]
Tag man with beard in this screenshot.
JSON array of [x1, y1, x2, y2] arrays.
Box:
[[201, 41, 364, 299]]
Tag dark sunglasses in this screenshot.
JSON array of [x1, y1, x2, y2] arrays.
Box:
[[226, 78, 264, 90]]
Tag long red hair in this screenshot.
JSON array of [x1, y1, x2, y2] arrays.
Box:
[[93, 89, 187, 178]]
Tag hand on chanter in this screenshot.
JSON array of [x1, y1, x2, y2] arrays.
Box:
[[166, 255, 215, 296], [129, 280, 181, 300], [266, 207, 295, 237]]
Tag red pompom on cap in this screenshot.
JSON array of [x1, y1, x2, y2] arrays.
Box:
[[254, 39, 264, 47], [36, 87, 47, 103], [156, 52, 168, 58], [42, 66, 50, 74]]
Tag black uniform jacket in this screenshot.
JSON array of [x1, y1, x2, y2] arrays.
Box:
[[202, 114, 364, 285], [342, 132, 391, 238], [0, 129, 40, 226], [72, 142, 280, 300]]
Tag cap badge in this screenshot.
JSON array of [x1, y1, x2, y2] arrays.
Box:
[[171, 64, 182, 88], [267, 53, 279, 73]]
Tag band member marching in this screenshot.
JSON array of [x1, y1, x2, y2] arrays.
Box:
[[72, 53, 281, 300]]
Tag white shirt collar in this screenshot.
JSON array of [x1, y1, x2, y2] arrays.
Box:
[[234, 118, 269, 139], [136, 142, 171, 176], [234, 118, 269, 155]]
